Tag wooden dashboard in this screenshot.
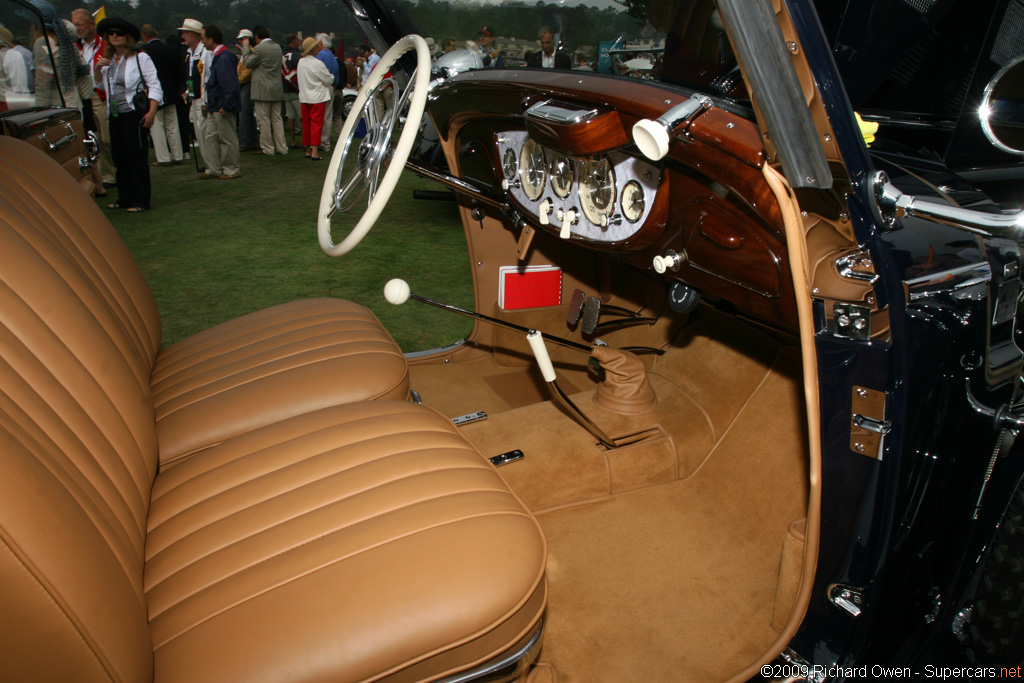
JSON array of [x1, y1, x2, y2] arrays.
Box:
[[425, 69, 799, 328]]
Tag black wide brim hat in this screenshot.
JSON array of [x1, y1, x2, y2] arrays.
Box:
[[96, 17, 141, 42]]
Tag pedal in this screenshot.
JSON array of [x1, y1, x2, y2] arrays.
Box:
[[489, 449, 524, 466], [452, 410, 487, 426]]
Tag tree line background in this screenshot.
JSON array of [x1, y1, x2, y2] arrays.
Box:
[[17, 0, 645, 58]]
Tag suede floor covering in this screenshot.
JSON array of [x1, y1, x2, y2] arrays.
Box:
[[407, 310, 810, 681]]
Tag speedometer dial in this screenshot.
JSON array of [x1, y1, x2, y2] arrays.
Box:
[[548, 153, 574, 198], [578, 158, 615, 226], [519, 138, 546, 200]]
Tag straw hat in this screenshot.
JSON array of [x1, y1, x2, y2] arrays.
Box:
[[301, 36, 322, 56], [177, 18, 203, 35]]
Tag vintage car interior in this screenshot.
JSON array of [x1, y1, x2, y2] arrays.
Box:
[[7, 0, 969, 679]]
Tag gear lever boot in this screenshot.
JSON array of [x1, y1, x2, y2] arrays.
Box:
[[592, 346, 657, 414]]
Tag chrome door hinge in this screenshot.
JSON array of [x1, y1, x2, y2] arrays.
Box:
[[851, 385, 889, 459], [829, 584, 865, 617]]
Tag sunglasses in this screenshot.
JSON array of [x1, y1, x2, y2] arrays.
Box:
[[105, 29, 126, 37]]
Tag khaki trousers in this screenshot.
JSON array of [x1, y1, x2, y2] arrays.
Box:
[[90, 91, 115, 184], [254, 100, 288, 155], [150, 106, 182, 163], [203, 110, 240, 177], [189, 98, 209, 167]]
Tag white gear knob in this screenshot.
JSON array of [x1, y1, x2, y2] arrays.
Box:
[[384, 278, 411, 305]]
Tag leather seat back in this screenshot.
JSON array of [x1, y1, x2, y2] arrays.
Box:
[[0, 136, 158, 681]]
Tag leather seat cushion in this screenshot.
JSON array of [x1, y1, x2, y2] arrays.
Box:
[[151, 299, 409, 465], [145, 400, 547, 683]]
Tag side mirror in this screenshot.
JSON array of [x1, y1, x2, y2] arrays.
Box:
[[980, 55, 1024, 156]]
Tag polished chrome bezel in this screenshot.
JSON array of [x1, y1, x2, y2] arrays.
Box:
[[502, 147, 518, 180], [578, 158, 615, 225], [519, 138, 546, 200], [548, 153, 574, 199], [620, 180, 645, 223]]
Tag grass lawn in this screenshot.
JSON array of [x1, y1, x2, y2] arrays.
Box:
[[101, 142, 474, 351]]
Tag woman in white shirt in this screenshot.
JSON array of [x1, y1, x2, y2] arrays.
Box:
[[94, 17, 162, 213], [297, 36, 334, 161]]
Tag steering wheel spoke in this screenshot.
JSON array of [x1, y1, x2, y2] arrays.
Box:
[[318, 35, 431, 257]]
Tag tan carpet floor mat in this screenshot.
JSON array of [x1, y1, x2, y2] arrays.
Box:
[[531, 348, 809, 682]]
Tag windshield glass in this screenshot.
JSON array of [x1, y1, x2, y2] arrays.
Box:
[[401, 0, 742, 98]]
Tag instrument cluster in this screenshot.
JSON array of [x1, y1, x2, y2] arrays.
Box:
[[495, 131, 661, 244]]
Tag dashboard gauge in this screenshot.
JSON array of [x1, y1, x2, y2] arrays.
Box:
[[620, 180, 645, 223], [578, 158, 616, 226], [502, 147, 517, 181], [519, 138, 546, 200], [548, 153, 574, 199]]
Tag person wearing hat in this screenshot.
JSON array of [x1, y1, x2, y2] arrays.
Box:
[[297, 36, 333, 161], [475, 26, 503, 68], [234, 28, 258, 151], [178, 18, 209, 171], [94, 17, 163, 212]]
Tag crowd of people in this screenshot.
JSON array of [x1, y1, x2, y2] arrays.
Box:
[[0, 10, 385, 213], [0, 10, 588, 213]]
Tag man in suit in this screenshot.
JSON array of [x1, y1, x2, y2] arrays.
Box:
[[525, 27, 571, 69], [241, 25, 287, 155], [140, 24, 185, 165]]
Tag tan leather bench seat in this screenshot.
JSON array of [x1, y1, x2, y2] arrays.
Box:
[[0, 135, 408, 467], [0, 136, 547, 682], [152, 298, 409, 464]]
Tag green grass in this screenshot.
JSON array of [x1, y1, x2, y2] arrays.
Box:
[[102, 144, 474, 351]]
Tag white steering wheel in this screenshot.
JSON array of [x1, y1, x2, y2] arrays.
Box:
[[318, 35, 431, 256]]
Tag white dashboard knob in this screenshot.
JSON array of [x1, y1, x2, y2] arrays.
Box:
[[652, 251, 682, 274], [539, 198, 553, 226], [632, 119, 672, 161], [383, 278, 411, 305], [560, 209, 577, 240]]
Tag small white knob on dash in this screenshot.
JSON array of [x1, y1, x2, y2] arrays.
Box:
[[539, 198, 553, 225], [560, 209, 576, 240], [383, 278, 411, 305], [652, 251, 682, 274], [526, 330, 557, 382], [632, 118, 671, 161]]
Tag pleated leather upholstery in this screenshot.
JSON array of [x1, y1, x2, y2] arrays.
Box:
[[0, 136, 547, 682], [152, 299, 409, 464], [0, 137, 158, 682], [146, 402, 546, 683]]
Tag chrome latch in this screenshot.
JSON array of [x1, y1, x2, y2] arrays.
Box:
[[833, 302, 870, 340], [835, 251, 879, 284], [851, 386, 888, 459], [39, 121, 77, 151], [829, 584, 864, 617]]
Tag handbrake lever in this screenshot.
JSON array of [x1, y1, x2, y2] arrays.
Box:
[[527, 330, 616, 448]]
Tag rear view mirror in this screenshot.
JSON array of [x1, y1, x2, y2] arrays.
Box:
[[980, 55, 1024, 156]]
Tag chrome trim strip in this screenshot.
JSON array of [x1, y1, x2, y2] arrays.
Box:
[[905, 262, 991, 301], [526, 100, 598, 124], [436, 620, 544, 683]]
